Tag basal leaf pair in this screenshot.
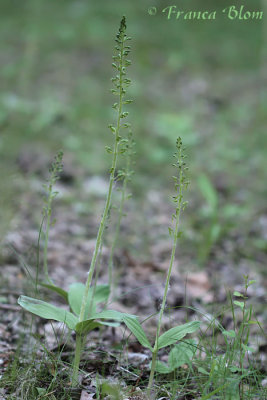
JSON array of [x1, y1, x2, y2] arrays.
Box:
[[18, 280, 141, 337], [17, 295, 129, 334], [123, 316, 200, 353]]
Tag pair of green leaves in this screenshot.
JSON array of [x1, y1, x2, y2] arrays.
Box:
[[18, 295, 127, 335], [123, 316, 200, 352], [18, 282, 127, 335]]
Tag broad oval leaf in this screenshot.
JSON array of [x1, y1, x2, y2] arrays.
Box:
[[75, 319, 102, 335], [68, 283, 110, 317], [77, 310, 135, 333], [92, 310, 125, 321], [93, 285, 110, 303], [154, 360, 171, 374], [18, 295, 77, 330], [68, 283, 88, 316], [99, 321, 120, 327], [39, 283, 68, 302], [123, 316, 152, 351], [157, 321, 200, 350], [168, 340, 196, 371], [75, 319, 120, 335], [68, 283, 95, 317]]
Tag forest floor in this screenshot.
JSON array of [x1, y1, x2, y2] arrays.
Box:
[[0, 151, 266, 399]]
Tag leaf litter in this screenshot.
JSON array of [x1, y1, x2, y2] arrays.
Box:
[[0, 151, 266, 398]]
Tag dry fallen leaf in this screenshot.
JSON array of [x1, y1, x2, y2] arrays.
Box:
[[80, 390, 94, 400], [186, 271, 213, 302]]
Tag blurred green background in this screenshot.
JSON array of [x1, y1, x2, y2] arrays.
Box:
[[0, 0, 266, 267]]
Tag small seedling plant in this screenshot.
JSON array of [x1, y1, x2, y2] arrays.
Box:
[[222, 276, 259, 399], [193, 276, 263, 400], [18, 17, 201, 389]]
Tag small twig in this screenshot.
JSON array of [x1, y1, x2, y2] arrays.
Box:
[[129, 369, 144, 394], [42, 390, 56, 398], [0, 290, 21, 296], [0, 303, 21, 311], [118, 366, 140, 378]]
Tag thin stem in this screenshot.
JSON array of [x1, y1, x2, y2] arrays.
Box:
[[147, 195, 182, 390], [43, 194, 53, 285], [30, 216, 46, 343], [71, 333, 83, 386], [88, 242, 103, 316], [35, 216, 45, 296], [238, 279, 248, 399], [148, 140, 186, 392], [107, 153, 130, 303], [148, 350, 158, 390]]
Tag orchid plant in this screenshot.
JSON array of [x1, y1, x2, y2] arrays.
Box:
[[18, 17, 201, 390]]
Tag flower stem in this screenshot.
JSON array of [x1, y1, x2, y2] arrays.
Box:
[[147, 138, 188, 393], [43, 151, 63, 284], [43, 199, 53, 285], [107, 132, 134, 304], [71, 18, 131, 386]]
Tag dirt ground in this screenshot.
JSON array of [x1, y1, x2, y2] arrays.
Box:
[[0, 152, 266, 398]]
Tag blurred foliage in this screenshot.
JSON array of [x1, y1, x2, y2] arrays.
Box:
[[0, 0, 266, 259]]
